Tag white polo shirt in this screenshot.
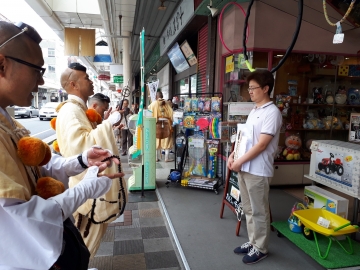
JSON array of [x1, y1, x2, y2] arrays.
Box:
[[241, 101, 282, 177]]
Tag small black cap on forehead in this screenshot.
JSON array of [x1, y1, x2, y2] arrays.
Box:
[[14, 22, 42, 44], [69, 62, 87, 72]]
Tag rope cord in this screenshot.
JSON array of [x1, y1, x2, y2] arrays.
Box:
[[323, 0, 356, 27]]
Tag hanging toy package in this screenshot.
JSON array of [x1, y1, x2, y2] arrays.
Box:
[[208, 114, 222, 139], [207, 140, 219, 178], [204, 98, 211, 112], [191, 97, 199, 112], [183, 114, 195, 129], [184, 97, 192, 112], [211, 97, 221, 112], [188, 131, 207, 177], [198, 97, 205, 112]]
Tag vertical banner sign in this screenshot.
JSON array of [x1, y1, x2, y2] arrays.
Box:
[[133, 28, 145, 159], [148, 80, 159, 103]]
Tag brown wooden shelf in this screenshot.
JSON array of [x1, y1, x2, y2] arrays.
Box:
[[286, 128, 348, 132], [291, 103, 360, 107], [225, 79, 246, 85]]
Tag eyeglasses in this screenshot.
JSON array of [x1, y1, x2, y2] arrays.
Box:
[[5, 56, 46, 77], [247, 86, 261, 92], [0, 22, 42, 49]]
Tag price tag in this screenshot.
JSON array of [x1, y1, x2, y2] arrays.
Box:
[[333, 33, 344, 44], [333, 22, 344, 44], [188, 138, 204, 148], [317, 217, 330, 228], [173, 111, 184, 118]]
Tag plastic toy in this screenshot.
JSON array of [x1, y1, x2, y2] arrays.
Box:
[[282, 134, 302, 160], [209, 118, 220, 139], [207, 147, 218, 178], [312, 87, 323, 104], [347, 88, 360, 105], [318, 152, 344, 176], [293, 209, 359, 259]]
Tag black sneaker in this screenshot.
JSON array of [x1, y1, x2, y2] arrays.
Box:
[[234, 242, 253, 255], [242, 247, 268, 264]]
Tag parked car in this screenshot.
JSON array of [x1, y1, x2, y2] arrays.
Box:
[[13, 106, 39, 118], [39, 102, 60, 121]]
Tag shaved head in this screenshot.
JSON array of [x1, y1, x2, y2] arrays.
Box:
[[60, 64, 94, 102], [60, 68, 78, 90], [0, 21, 41, 61], [0, 21, 45, 109]]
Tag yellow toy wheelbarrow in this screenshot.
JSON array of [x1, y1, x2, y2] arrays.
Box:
[[293, 209, 359, 259]]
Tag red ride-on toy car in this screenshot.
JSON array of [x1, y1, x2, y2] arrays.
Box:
[[318, 153, 344, 176]]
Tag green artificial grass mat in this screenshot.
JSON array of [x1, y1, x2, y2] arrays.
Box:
[[272, 221, 360, 269]]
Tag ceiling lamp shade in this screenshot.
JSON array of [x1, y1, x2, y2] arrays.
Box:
[[158, 0, 166, 10]]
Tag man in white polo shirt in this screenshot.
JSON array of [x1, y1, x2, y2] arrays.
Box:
[[228, 69, 282, 265]]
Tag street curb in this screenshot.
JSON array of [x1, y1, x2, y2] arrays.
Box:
[[43, 134, 57, 145]]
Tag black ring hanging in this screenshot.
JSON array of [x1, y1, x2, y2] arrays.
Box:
[[242, 0, 304, 73]]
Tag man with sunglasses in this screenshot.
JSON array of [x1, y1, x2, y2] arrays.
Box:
[[56, 62, 128, 257], [0, 21, 122, 269]]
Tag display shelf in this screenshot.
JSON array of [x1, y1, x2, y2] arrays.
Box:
[[292, 103, 360, 108], [286, 128, 348, 132]]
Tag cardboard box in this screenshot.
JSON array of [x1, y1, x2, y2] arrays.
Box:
[[304, 186, 349, 219], [309, 140, 360, 198]]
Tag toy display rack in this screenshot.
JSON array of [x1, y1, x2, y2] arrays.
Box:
[[168, 92, 224, 194]]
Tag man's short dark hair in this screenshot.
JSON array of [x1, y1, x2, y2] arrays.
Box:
[[89, 93, 110, 104], [69, 62, 87, 72], [246, 69, 274, 96]]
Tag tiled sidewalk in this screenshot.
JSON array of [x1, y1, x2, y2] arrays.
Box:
[[88, 146, 182, 270], [88, 201, 181, 270]]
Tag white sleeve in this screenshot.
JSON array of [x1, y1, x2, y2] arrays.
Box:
[[40, 154, 85, 188], [0, 197, 63, 269]]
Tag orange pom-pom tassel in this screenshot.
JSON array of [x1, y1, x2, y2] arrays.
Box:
[[39, 142, 52, 166], [17, 137, 46, 166], [36, 177, 65, 199], [86, 109, 98, 122], [52, 140, 60, 153], [96, 113, 102, 124], [50, 117, 56, 130]]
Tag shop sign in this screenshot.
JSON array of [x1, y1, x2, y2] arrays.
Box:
[[109, 84, 116, 91], [180, 40, 197, 66], [226, 55, 234, 73], [228, 102, 254, 116], [160, 0, 194, 56], [113, 75, 123, 83], [98, 71, 110, 81]]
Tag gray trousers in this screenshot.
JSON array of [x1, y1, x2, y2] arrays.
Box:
[[121, 129, 133, 152], [238, 171, 271, 254]]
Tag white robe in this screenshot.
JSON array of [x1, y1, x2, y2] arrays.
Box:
[[0, 109, 86, 269]]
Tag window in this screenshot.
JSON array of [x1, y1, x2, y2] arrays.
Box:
[[48, 48, 55, 57], [48, 65, 55, 73]]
